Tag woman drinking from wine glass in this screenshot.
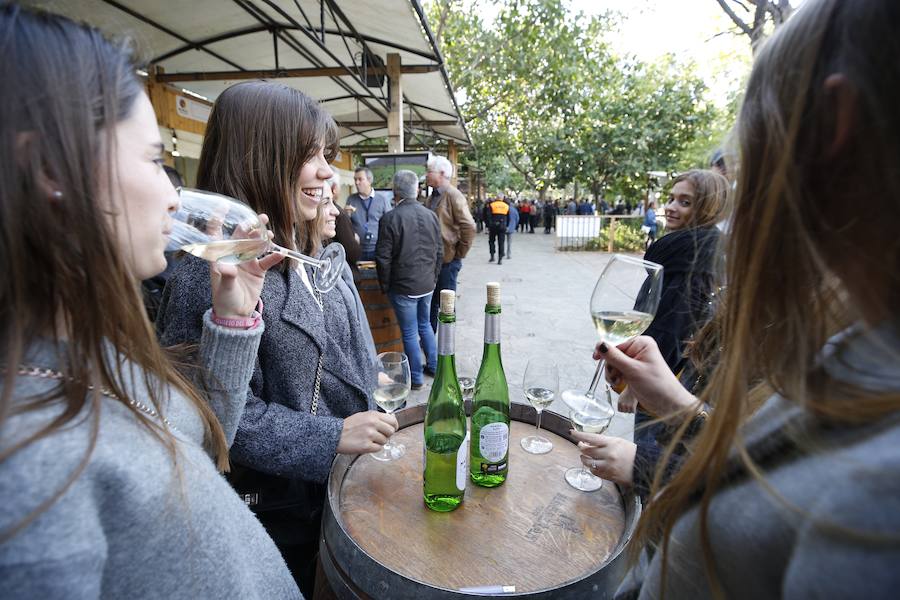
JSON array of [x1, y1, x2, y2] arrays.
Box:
[[156, 80, 396, 597], [581, 0, 900, 596], [577, 170, 728, 498], [0, 5, 299, 597]]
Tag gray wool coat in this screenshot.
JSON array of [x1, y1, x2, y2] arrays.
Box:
[[157, 257, 376, 525], [626, 322, 900, 600]]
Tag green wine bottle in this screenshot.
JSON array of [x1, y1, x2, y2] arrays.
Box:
[[423, 290, 469, 512], [470, 282, 510, 487]]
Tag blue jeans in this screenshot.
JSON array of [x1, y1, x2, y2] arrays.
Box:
[[389, 292, 437, 385], [429, 258, 462, 332]]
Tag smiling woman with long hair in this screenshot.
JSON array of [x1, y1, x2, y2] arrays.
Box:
[[582, 0, 900, 598], [156, 80, 394, 597], [0, 4, 298, 598]]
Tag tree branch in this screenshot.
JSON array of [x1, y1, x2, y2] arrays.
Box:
[[715, 0, 754, 37], [434, 0, 452, 48], [502, 147, 538, 190]]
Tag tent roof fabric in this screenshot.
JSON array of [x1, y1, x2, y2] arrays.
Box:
[[23, 0, 470, 147]]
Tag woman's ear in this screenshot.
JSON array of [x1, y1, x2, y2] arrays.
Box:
[[16, 131, 64, 202], [823, 74, 858, 161]]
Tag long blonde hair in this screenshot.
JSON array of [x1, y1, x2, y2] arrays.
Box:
[[636, 0, 900, 595], [0, 5, 229, 542]]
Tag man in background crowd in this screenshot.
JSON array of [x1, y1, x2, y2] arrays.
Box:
[[346, 167, 392, 260], [375, 170, 442, 389], [426, 154, 476, 331], [486, 195, 510, 264]]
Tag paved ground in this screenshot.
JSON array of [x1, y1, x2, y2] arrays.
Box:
[[405, 227, 637, 441]]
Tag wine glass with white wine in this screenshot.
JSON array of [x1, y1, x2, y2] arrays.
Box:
[[559, 254, 663, 491], [167, 188, 346, 292], [520, 359, 558, 454], [371, 352, 411, 462], [562, 390, 616, 491]]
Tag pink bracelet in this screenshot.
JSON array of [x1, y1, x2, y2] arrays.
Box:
[[212, 300, 264, 330]]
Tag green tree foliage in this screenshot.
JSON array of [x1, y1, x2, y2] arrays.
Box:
[[429, 0, 723, 201]]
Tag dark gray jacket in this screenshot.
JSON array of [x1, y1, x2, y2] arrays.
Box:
[[157, 257, 376, 538], [374, 199, 443, 296]]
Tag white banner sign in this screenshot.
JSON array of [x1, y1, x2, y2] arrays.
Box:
[[175, 95, 211, 123]]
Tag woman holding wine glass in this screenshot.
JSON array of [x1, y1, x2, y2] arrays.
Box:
[[577, 169, 728, 497], [0, 6, 301, 597], [156, 81, 396, 597], [587, 1, 900, 597]]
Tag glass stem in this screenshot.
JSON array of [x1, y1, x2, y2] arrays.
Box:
[[535, 409, 543, 433], [586, 359, 606, 398], [269, 243, 325, 268]]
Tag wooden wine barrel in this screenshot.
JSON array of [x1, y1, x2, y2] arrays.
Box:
[[355, 266, 403, 354], [319, 403, 641, 599]]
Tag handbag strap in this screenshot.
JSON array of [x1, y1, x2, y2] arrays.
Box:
[[310, 284, 324, 415], [311, 353, 323, 415]]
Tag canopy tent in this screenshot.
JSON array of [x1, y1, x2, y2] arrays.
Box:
[[22, 0, 471, 149]]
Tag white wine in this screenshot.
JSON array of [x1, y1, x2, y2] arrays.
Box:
[[524, 387, 554, 410], [373, 384, 409, 414], [181, 239, 270, 264], [458, 376, 475, 401], [570, 406, 614, 434], [590, 310, 654, 345]]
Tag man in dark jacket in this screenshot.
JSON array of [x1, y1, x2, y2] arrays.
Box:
[[375, 170, 443, 388], [487, 196, 510, 264]]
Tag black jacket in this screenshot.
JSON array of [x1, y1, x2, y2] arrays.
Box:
[[633, 226, 722, 501], [374, 199, 443, 296]]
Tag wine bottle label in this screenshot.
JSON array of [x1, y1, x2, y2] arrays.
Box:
[[478, 422, 509, 462], [484, 314, 500, 344], [456, 431, 470, 491]]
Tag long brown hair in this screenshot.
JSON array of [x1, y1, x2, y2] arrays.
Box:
[[0, 4, 229, 541], [667, 169, 729, 229], [637, 0, 900, 595], [196, 80, 338, 266]]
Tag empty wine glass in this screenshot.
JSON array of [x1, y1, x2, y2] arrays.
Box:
[[167, 188, 346, 292], [520, 359, 558, 455], [371, 352, 411, 462], [456, 356, 477, 404], [560, 388, 616, 491]]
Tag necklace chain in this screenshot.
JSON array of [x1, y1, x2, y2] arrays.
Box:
[[5, 364, 177, 431]]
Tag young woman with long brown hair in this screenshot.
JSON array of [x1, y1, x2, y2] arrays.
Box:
[[578, 169, 729, 496], [156, 81, 396, 596], [0, 5, 299, 598], [583, 0, 900, 597]]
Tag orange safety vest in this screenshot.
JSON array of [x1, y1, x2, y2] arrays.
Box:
[[489, 200, 509, 215]]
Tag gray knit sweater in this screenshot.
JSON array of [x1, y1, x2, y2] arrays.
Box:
[[634, 323, 900, 599], [0, 312, 302, 599]]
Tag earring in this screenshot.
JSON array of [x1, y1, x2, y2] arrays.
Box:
[[51, 190, 63, 199]]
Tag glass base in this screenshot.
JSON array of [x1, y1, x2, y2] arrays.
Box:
[[370, 441, 406, 462], [314, 243, 346, 292], [565, 467, 603, 491], [424, 493, 463, 512], [520, 435, 553, 454]]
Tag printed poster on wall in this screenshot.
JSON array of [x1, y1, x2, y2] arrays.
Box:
[[175, 95, 211, 123]]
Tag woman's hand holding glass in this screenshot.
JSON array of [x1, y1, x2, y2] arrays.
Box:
[[209, 213, 284, 318], [570, 432, 637, 486], [597, 336, 698, 418], [337, 411, 399, 455]]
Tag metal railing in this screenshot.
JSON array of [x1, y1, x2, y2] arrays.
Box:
[[555, 214, 645, 252]]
